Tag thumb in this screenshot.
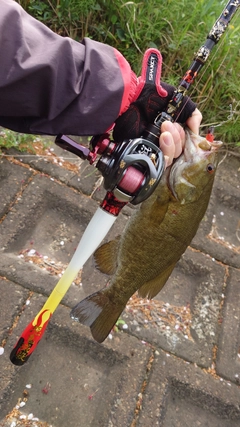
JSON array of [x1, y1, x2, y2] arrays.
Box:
[[186, 108, 202, 134]]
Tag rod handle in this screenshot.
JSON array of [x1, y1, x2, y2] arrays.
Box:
[[10, 310, 51, 366]]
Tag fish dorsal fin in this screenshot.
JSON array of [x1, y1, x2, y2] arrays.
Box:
[[94, 236, 120, 275], [138, 261, 176, 299]]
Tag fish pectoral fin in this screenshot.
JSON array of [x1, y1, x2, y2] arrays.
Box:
[[138, 262, 176, 299], [70, 290, 125, 343], [94, 237, 120, 275]]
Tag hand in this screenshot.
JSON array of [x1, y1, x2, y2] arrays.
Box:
[[113, 80, 197, 144], [113, 48, 201, 169], [160, 108, 202, 168]]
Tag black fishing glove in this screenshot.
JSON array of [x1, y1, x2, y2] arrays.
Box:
[[113, 49, 196, 143]]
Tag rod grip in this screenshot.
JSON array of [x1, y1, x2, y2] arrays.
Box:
[[10, 311, 51, 366]]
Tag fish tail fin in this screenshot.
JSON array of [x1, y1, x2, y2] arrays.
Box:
[[70, 290, 125, 343]]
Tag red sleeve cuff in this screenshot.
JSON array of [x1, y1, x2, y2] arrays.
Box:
[[113, 48, 138, 116]]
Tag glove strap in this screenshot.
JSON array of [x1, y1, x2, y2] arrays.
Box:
[[133, 48, 168, 100]]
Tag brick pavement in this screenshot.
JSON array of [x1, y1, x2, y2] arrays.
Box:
[[0, 141, 239, 426]]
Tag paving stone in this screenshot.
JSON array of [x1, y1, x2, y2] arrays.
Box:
[[216, 267, 240, 383], [10, 137, 103, 195], [192, 155, 240, 268], [0, 252, 60, 302], [0, 174, 99, 306], [0, 174, 102, 312], [0, 278, 29, 343], [138, 349, 240, 427], [19, 154, 102, 196], [0, 296, 151, 427], [0, 173, 129, 307], [0, 174, 98, 254], [122, 248, 225, 368], [216, 154, 240, 191], [0, 173, 129, 257], [0, 158, 33, 218]]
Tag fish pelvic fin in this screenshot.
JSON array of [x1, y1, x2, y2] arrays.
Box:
[[138, 262, 176, 299], [70, 290, 125, 343], [94, 237, 120, 275]]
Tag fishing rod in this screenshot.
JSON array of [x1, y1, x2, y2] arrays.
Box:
[[10, 0, 239, 365]]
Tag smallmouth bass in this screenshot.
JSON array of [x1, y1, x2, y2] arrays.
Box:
[[71, 130, 222, 342]]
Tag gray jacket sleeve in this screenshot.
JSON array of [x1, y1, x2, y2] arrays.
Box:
[[0, 0, 136, 136]]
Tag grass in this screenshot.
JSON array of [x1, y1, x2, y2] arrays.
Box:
[[14, 0, 240, 147], [0, 129, 37, 153], [0, 129, 50, 154]]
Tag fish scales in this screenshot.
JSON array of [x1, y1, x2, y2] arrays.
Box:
[[71, 130, 222, 343]]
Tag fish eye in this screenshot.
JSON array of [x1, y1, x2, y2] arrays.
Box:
[[206, 163, 215, 174]]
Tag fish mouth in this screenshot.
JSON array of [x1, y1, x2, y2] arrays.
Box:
[[167, 129, 223, 200], [197, 137, 222, 152], [183, 130, 222, 162]]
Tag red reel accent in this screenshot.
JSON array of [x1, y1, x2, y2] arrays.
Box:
[[100, 167, 145, 216], [101, 192, 128, 216]]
